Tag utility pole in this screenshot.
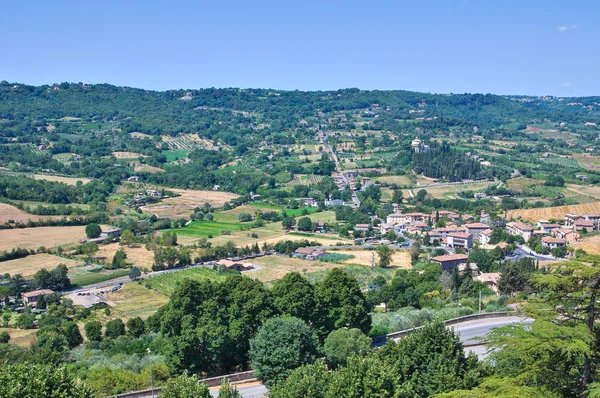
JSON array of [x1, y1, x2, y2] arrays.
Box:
[[147, 348, 154, 398], [479, 290, 482, 314]]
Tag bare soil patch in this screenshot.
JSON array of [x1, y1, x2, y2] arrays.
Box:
[[113, 151, 148, 159], [0, 253, 81, 278], [571, 235, 600, 255], [134, 164, 165, 174]]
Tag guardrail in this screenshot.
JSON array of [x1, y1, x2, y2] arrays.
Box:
[[109, 371, 256, 398], [372, 311, 511, 346]]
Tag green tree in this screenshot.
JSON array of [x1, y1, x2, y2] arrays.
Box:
[[323, 327, 372, 368], [486, 260, 600, 396], [126, 316, 146, 338], [376, 245, 393, 268], [85, 223, 102, 239], [84, 320, 102, 341], [129, 266, 142, 280], [160, 231, 178, 246], [158, 372, 210, 398], [282, 217, 296, 230], [271, 272, 316, 324], [10, 274, 26, 297], [297, 217, 313, 231], [270, 360, 331, 398], [551, 245, 568, 258], [250, 316, 318, 388], [80, 242, 99, 265], [314, 268, 371, 337], [63, 321, 84, 348], [120, 229, 135, 247], [0, 331, 10, 344], [217, 378, 242, 398], [467, 248, 495, 273], [112, 248, 127, 269], [105, 318, 125, 339], [238, 212, 252, 222], [0, 363, 91, 398], [410, 240, 421, 263], [16, 313, 34, 329]]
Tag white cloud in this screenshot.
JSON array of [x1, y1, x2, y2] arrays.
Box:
[[562, 82, 572, 87], [558, 25, 578, 32]]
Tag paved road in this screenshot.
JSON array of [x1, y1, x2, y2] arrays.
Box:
[[506, 246, 557, 262], [210, 381, 268, 398]]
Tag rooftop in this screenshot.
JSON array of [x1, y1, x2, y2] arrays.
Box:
[[431, 254, 469, 262]]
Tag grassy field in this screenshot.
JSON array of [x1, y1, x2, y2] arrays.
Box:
[[144, 267, 225, 295], [417, 181, 495, 199], [33, 174, 91, 185], [140, 188, 238, 218], [104, 283, 169, 319], [0, 254, 81, 278], [571, 235, 600, 255], [374, 175, 413, 186], [508, 201, 600, 223], [564, 184, 600, 200], [307, 211, 337, 223], [176, 220, 244, 238], [0, 328, 37, 347], [305, 265, 397, 288], [95, 242, 155, 271], [163, 149, 190, 162], [248, 255, 342, 284], [70, 269, 130, 288]]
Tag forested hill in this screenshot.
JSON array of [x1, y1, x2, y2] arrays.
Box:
[[1, 81, 599, 138]]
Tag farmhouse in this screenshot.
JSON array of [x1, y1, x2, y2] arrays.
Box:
[[464, 223, 491, 238], [23, 289, 55, 307], [325, 198, 343, 207], [386, 212, 429, 225], [293, 247, 327, 260], [574, 219, 595, 232], [217, 259, 253, 272], [127, 176, 140, 183], [446, 232, 473, 249], [87, 227, 122, 244], [479, 229, 493, 245], [432, 210, 460, 222], [213, 185, 221, 191], [146, 189, 161, 198], [430, 253, 468, 273], [354, 224, 371, 232], [476, 273, 501, 294], [551, 228, 581, 242], [506, 222, 534, 241], [542, 236, 566, 248]]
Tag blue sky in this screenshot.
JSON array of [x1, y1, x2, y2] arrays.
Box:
[[1, 0, 597, 96]]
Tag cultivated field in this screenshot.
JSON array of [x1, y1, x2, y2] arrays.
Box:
[[113, 151, 147, 159], [0, 224, 113, 251], [33, 174, 91, 185], [161, 133, 220, 151], [330, 249, 411, 268], [574, 153, 600, 172], [0, 253, 81, 278], [507, 201, 600, 223], [140, 188, 238, 218], [565, 184, 600, 200], [260, 233, 352, 247], [0, 203, 60, 224]]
